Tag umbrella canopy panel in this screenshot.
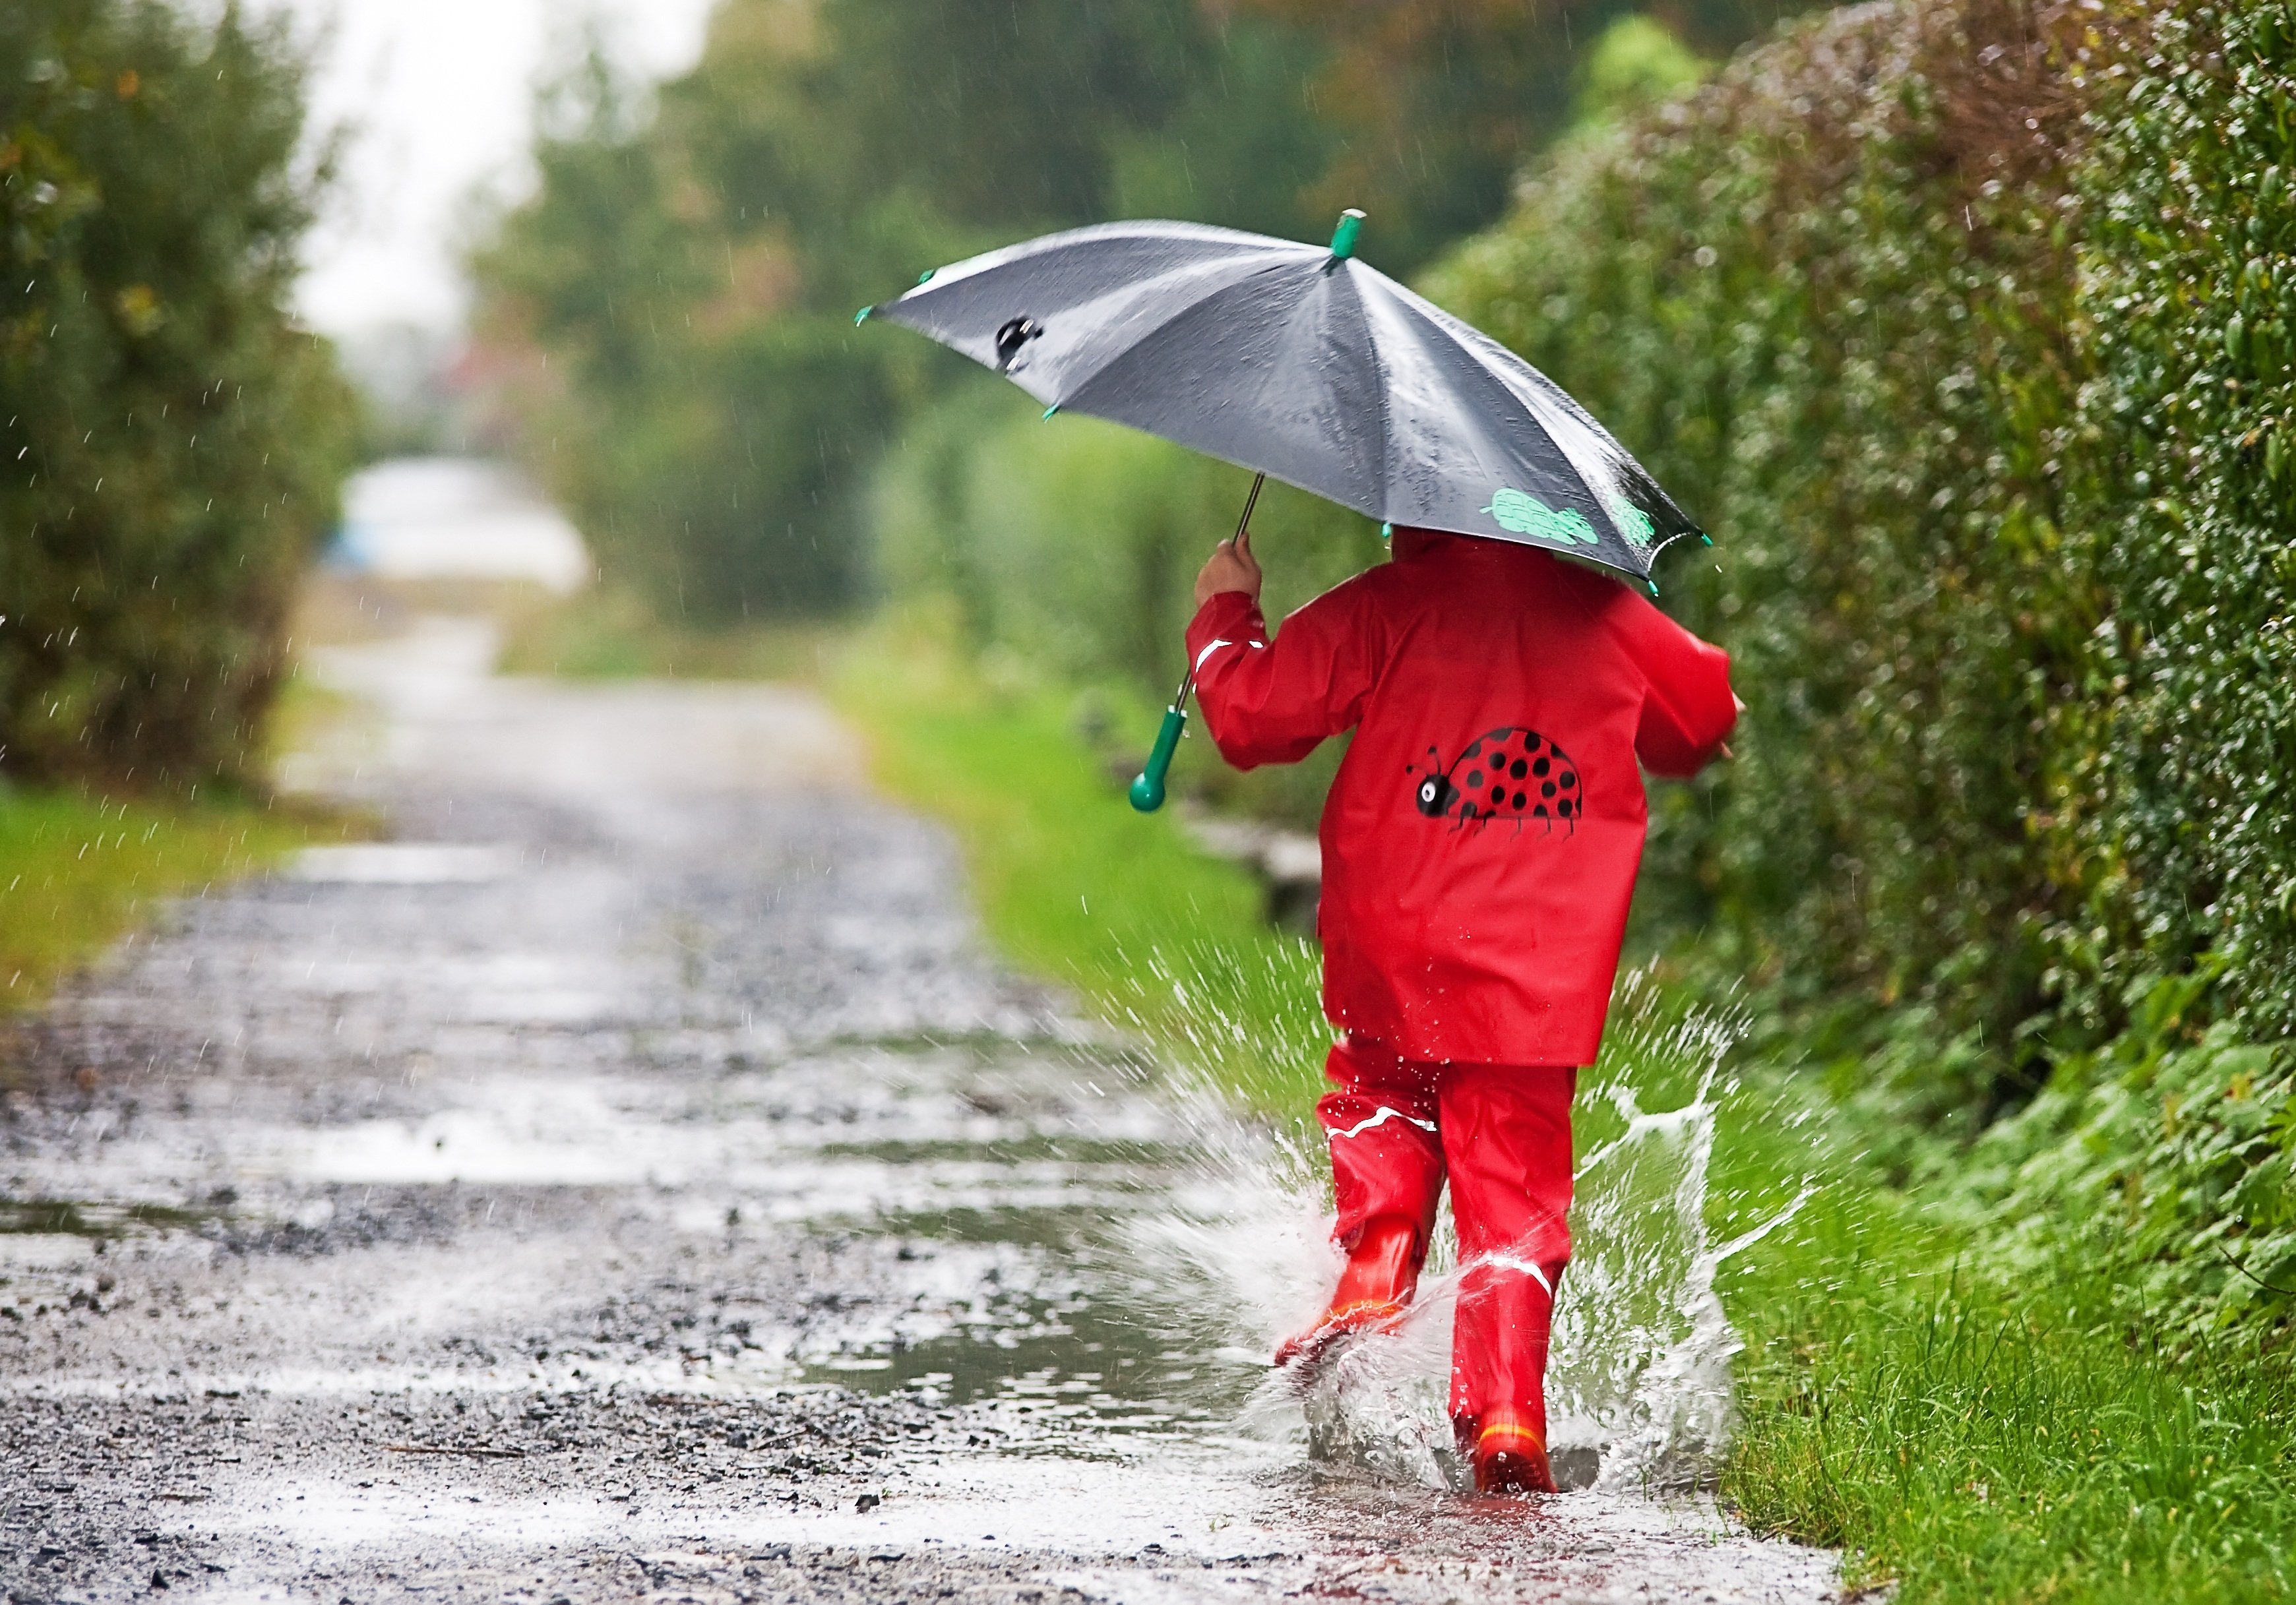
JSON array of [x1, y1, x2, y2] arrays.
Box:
[[869, 220, 1699, 581]]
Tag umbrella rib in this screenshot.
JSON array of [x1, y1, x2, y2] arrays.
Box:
[[1380, 285, 1570, 487], [1338, 266, 1394, 519], [1049, 253, 1313, 408], [1382, 283, 1677, 572], [1389, 278, 1692, 535]]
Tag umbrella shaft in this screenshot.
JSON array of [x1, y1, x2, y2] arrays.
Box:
[[1169, 471, 1267, 713]]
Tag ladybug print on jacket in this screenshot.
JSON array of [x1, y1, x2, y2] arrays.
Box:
[[1406, 727, 1582, 835]]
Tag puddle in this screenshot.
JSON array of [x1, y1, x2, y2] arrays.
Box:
[[2, 973, 1790, 1503], [4, 997, 1775, 1492]]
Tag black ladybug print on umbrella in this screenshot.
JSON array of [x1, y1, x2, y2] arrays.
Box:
[[1406, 727, 1582, 835]]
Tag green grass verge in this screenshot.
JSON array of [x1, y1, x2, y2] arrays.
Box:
[[1700, 1072, 2296, 1601], [0, 784, 340, 1021], [829, 621, 2296, 1603]]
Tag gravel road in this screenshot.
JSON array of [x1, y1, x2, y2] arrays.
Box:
[[1, 615, 1840, 1604]]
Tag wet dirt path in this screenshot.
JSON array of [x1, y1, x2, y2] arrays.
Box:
[[1, 617, 1838, 1603]]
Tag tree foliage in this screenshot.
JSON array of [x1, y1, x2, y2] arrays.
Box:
[[1229, 0, 1789, 266], [470, 1, 1336, 624], [0, 0, 354, 792]]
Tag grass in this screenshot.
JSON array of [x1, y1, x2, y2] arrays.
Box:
[[1714, 1174, 2296, 1600], [2, 632, 371, 1032], [0, 783, 343, 1021], [823, 615, 2296, 1604]]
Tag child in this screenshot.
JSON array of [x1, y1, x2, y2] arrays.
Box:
[[1185, 520, 1737, 1496]]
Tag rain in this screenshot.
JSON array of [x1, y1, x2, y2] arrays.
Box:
[[8, 0, 2296, 1602]]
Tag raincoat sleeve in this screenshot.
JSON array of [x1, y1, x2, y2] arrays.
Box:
[[1612, 593, 1737, 779], [1183, 582, 1382, 770]]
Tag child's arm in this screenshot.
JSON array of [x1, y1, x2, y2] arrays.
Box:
[[1183, 530, 1379, 770], [1614, 592, 1737, 777]]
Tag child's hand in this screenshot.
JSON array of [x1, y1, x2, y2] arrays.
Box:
[[1194, 524, 1262, 605]]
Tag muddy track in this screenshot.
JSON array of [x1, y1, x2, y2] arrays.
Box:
[[1, 618, 1838, 1603]]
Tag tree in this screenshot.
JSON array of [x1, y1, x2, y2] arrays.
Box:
[[0, 0, 354, 791]]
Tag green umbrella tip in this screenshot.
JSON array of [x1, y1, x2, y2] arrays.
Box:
[[1381, 522, 1393, 543], [853, 305, 873, 326], [1043, 404, 1061, 421], [1646, 579, 1661, 598], [1330, 209, 1366, 260], [1698, 532, 1713, 546], [917, 268, 936, 285]]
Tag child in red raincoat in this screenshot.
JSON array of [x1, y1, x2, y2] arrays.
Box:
[[1186, 521, 1737, 1496]]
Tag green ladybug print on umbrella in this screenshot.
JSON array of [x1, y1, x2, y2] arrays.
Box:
[[1482, 488, 1599, 547]]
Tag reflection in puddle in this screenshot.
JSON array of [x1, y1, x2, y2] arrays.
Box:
[[5, 988, 1783, 1499], [0, 1197, 216, 1237]]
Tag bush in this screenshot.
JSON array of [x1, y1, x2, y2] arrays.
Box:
[[1959, 963, 2296, 1348], [1420, 0, 2296, 1339], [0, 0, 355, 792], [2064, 0, 2296, 1038]]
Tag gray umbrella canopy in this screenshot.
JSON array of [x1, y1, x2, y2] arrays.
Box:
[[863, 217, 1702, 582]]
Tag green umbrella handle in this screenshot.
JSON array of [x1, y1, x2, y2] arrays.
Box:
[[1129, 470, 1264, 815], [1129, 704, 1187, 812]]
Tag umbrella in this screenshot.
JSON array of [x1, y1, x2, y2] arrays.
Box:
[[859, 212, 1706, 810]]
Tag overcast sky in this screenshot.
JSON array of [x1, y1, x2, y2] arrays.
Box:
[[270, 0, 718, 340]]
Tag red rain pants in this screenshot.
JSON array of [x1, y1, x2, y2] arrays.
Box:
[[1319, 1034, 1576, 1441]]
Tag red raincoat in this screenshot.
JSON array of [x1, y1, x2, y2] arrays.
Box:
[[1184, 529, 1736, 1068]]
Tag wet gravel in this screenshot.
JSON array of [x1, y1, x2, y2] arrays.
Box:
[[0, 618, 1840, 1603]]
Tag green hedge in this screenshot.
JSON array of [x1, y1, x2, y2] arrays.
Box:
[[2068, 0, 2296, 1037], [1425, 0, 2097, 1120], [1421, 0, 2296, 1335], [0, 0, 354, 792]]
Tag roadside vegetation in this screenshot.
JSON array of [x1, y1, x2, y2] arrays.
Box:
[[834, 613, 1326, 1108], [0, 787, 331, 1026], [0, 5, 355, 1020], [1, 0, 356, 795], [495, 586, 845, 684]]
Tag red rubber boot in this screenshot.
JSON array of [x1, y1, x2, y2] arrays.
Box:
[[1464, 1405, 1558, 1496], [1276, 1215, 1419, 1370]]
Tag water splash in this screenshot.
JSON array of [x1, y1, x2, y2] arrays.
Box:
[[1544, 979, 1811, 1494], [1132, 967, 1806, 1495]]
